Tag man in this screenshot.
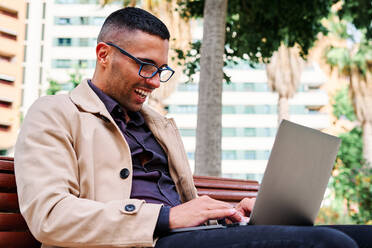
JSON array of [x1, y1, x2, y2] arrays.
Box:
[[15, 7, 365, 248]]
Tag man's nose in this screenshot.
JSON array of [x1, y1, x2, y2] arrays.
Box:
[[145, 73, 161, 89]]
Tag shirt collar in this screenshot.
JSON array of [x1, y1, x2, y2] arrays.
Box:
[[87, 80, 145, 126]]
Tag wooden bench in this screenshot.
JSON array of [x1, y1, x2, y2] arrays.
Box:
[[0, 156, 259, 248]]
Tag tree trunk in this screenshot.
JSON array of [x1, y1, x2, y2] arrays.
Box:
[[362, 121, 372, 166], [194, 0, 227, 176], [266, 44, 303, 123], [350, 66, 372, 166], [278, 95, 289, 123]]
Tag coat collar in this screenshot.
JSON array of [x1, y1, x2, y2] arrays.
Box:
[[69, 79, 169, 127], [69, 79, 107, 115]]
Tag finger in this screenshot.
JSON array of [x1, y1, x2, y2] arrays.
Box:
[[237, 198, 255, 215], [227, 211, 244, 223], [203, 208, 237, 221], [198, 196, 234, 210]]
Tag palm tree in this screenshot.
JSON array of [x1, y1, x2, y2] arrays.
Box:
[[265, 44, 304, 123], [194, 0, 227, 177], [325, 19, 372, 166]]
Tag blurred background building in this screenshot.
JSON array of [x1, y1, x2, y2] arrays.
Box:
[[0, 0, 26, 155], [165, 63, 329, 181], [4, 0, 331, 182], [22, 0, 121, 116]]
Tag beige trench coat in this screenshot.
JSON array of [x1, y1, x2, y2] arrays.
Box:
[[14, 80, 198, 248]]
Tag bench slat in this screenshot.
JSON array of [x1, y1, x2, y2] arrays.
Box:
[[0, 173, 16, 192], [0, 159, 14, 173], [0, 193, 19, 212], [0, 231, 40, 248], [193, 176, 259, 191], [0, 213, 28, 231], [197, 188, 257, 202]]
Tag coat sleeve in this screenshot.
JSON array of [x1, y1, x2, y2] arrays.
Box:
[[14, 96, 162, 247]]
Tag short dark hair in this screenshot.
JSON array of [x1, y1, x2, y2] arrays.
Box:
[[97, 7, 170, 43]]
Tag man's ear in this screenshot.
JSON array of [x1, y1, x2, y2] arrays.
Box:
[[96, 42, 110, 67]]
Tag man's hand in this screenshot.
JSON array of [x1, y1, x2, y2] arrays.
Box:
[[169, 195, 240, 229], [228, 197, 256, 223]]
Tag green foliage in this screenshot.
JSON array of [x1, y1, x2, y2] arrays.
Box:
[[178, 0, 334, 81], [325, 32, 372, 75], [336, 0, 372, 39], [47, 71, 82, 95], [47, 80, 62, 95], [324, 10, 372, 76], [330, 88, 372, 224], [332, 87, 356, 121]]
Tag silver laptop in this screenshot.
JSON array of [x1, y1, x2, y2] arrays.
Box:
[[249, 119, 340, 225], [170, 120, 340, 232]]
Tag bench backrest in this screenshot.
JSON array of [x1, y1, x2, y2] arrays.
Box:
[[0, 156, 259, 247], [0, 157, 41, 248]]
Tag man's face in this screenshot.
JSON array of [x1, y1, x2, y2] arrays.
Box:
[[104, 30, 169, 112]]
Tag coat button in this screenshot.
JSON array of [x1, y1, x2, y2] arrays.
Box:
[[125, 204, 136, 212], [120, 168, 130, 179]]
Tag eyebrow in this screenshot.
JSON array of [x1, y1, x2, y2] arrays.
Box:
[[138, 57, 156, 64], [138, 57, 168, 68]]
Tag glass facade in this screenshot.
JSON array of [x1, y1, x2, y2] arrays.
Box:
[[177, 82, 316, 93], [167, 104, 323, 115], [54, 37, 97, 47], [55, 16, 105, 26], [52, 59, 95, 68], [179, 127, 277, 137], [186, 150, 270, 160]]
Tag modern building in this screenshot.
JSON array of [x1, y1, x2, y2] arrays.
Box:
[[0, 0, 26, 155], [164, 62, 329, 181], [22, 0, 121, 116], [19, 0, 331, 182]]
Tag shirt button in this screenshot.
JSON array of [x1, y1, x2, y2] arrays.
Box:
[[120, 168, 130, 179], [125, 204, 136, 212]]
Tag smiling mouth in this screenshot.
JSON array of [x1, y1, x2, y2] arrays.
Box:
[[134, 88, 151, 99]]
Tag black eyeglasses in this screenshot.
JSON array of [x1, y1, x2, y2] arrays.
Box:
[[105, 42, 175, 83]]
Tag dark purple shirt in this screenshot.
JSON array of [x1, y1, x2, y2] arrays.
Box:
[[88, 80, 179, 235]]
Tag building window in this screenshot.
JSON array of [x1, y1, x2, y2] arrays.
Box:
[[0, 30, 17, 40], [79, 38, 89, 46], [222, 151, 237, 160], [0, 100, 12, 108], [222, 106, 236, 114], [41, 24, 45, 41], [222, 128, 236, 137], [0, 53, 13, 62], [79, 17, 89, 25], [92, 17, 105, 25], [24, 24, 28, 41], [0, 124, 11, 132], [169, 105, 197, 114], [56, 38, 72, 46], [53, 59, 72, 68], [244, 151, 256, 160], [26, 3, 29, 19], [0, 74, 15, 85], [55, 17, 71, 25], [244, 106, 255, 114], [42, 3, 46, 19], [244, 128, 256, 137], [78, 59, 88, 68], [179, 129, 196, 136], [177, 83, 198, 92], [0, 7, 18, 18]]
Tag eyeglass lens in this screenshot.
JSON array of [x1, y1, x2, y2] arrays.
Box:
[[140, 64, 173, 82]]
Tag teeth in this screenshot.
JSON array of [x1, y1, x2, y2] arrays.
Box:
[[135, 89, 150, 98]]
